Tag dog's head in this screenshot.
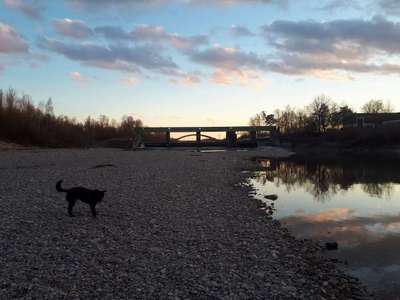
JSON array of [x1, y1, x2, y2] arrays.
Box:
[[95, 190, 106, 202]]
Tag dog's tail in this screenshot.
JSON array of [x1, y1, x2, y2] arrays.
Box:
[[56, 180, 68, 193]]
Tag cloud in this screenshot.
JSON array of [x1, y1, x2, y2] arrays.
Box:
[[95, 26, 130, 40], [187, 45, 270, 86], [4, 0, 42, 20], [188, 0, 285, 5], [130, 25, 208, 51], [96, 24, 208, 51], [66, 0, 285, 7], [190, 45, 268, 70], [210, 68, 267, 87], [121, 76, 138, 86], [319, 0, 361, 11], [265, 17, 400, 55], [53, 19, 94, 39], [169, 71, 202, 85], [230, 25, 255, 37], [69, 71, 90, 82], [41, 37, 183, 77], [0, 22, 29, 53], [261, 17, 400, 77], [66, 0, 163, 6], [379, 0, 400, 15]]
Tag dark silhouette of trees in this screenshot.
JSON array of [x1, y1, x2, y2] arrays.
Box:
[[329, 105, 353, 129], [249, 95, 400, 147], [249, 111, 276, 127], [249, 95, 358, 134], [0, 87, 143, 147], [249, 112, 265, 127]]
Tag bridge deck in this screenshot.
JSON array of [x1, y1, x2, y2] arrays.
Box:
[[143, 126, 275, 133]]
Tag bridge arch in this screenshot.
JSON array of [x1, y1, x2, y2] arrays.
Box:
[[173, 134, 218, 141]]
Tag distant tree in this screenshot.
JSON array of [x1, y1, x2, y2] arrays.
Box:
[[45, 98, 54, 116], [98, 115, 110, 128], [0, 89, 3, 115], [296, 109, 310, 131], [38, 101, 45, 113], [6, 88, 16, 111], [329, 105, 353, 129], [262, 111, 276, 127], [110, 119, 118, 128], [0, 87, 144, 147], [309, 95, 332, 133], [120, 115, 142, 136], [249, 113, 264, 127], [276, 106, 297, 133], [362, 100, 394, 113], [249, 111, 276, 127]]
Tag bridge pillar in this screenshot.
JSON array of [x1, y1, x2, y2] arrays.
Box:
[[250, 130, 257, 147], [166, 131, 171, 146], [226, 131, 237, 147], [196, 131, 201, 146]]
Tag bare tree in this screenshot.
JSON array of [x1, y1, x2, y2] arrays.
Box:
[[6, 88, 16, 111], [98, 115, 110, 128], [362, 99, 394, 113], [0, 89, 3, 111], [0, 89, 3, 120], [274, 106, 298, 133], [249, 113, 264, 126], [45, 98, 54, 116], [309, 95, 331, 133]]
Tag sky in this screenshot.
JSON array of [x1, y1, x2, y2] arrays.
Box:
[[1, 0, 400, 126]]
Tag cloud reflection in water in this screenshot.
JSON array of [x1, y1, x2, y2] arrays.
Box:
[[250, 158, 400, 294]]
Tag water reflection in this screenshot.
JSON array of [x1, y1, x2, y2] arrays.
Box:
[[254, 159, 398, 201], [250, 158, 400, 297]]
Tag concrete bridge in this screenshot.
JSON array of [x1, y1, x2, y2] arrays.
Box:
[[141, 126, 276, 147]]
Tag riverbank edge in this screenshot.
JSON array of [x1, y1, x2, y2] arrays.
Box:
[[290, 144, 400, 161]]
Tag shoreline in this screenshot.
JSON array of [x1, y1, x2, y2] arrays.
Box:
[[0, 148, 371, 299]]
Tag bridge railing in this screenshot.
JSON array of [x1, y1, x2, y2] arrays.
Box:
[[142, 126, 275, 133]]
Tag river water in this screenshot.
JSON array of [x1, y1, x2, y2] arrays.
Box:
[[249, 158, 400, 299]]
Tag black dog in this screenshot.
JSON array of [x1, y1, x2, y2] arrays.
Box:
[[56, 180, 106, 217]]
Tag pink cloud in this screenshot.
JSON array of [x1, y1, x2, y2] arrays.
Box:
[[0, 22, 29, 53], [121, 77, 138, 86], [53, 19, 93, 39], [210, 68, 268, 87], [170, 73, 201, 85], [69, 71, 90, 82], [4, 0, 42, 20]]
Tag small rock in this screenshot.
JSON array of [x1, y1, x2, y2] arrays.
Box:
[[325, 242, 339, 251], [264, 194, 279, 201]]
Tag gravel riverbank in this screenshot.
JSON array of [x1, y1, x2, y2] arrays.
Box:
[[0, 148, 371, 299]]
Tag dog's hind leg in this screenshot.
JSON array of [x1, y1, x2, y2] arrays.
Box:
[[66, 196, 76, 217], [90, 203, 97, 217]]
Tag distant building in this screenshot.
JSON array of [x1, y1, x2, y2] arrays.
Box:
[[342, 113, 400, 129]]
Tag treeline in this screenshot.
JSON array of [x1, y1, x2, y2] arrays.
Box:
[[0, 88, 143, 147], [249, 95, 394, 134]]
